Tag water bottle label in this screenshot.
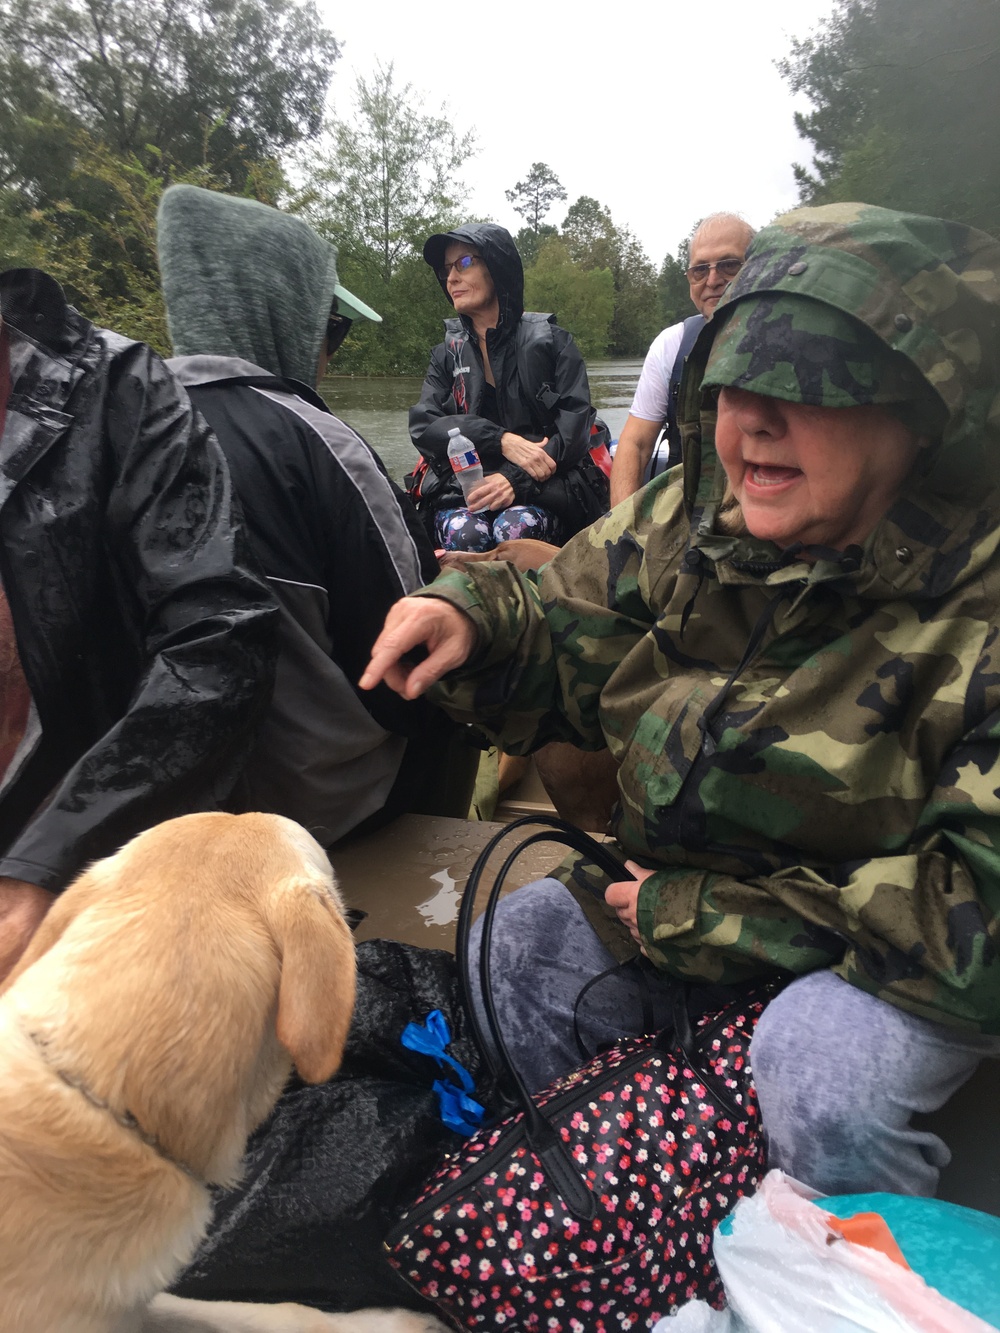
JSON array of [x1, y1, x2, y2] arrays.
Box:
[[449, 449, 480, 473]]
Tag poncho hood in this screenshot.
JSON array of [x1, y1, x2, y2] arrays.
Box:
[[422, 222, 524, 333], [678, 202, 1000, 601], [157, 185, 339, 386]]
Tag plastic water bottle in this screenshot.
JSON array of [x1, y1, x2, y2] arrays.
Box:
[[447, 427, 484, 505]]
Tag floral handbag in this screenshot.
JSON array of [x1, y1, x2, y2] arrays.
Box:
[[385, 816, 775, 1330]]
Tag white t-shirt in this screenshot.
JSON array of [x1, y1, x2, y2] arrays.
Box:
[[629, 319, 701, 422]]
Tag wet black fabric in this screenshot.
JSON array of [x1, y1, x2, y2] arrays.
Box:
[[0, 268, 278, 891], [172, 940, 495, 1314]]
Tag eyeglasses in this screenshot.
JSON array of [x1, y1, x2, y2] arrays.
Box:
[[325, 312, 352, 357], [686, 258, 744, 284], [437, 254, 482, 282]]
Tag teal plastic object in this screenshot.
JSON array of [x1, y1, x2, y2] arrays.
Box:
[[825, 1192, 1000, 1329]]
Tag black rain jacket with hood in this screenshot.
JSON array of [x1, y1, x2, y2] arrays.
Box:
[[409, 223, 610, 535]]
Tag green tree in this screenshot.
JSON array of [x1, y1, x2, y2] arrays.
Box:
[[659, 237, 692, 327], [604, 225, 659, 357], [561, 195, 616, 268], [329, 249, 457, 377], [506, 162, 567, 236], [0, 0, 337, 339], [303, 63, 477, 373], [523, 236, 614, 360], [515, 222, 557, 267], [560, 195, 660, 355], [307, 63, 476, 285], [0, 0, 339, 188], [779, 0, 1000, 233], [1, 131, 235, 351]]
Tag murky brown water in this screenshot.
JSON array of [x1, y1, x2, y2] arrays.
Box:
[[318, 358, 643, 484]]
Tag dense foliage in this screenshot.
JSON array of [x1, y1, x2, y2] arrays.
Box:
[[524, 236, 615, 360], [658, 238, 693, 329], [780, 0, 1000, 235], [0, 0, 338, 351], [326, 144, 670, 372], [300, 62, 478, 375]]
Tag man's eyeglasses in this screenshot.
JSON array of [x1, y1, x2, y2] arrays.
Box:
[[437, 254, 482, 282], [326, 312, 352, 357], [686, 258, 744, 284]]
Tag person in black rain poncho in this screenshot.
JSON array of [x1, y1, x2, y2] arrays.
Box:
[[409, 224, 610, 552]]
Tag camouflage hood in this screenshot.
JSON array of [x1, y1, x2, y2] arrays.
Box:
[[678, 203, 1000, 601]]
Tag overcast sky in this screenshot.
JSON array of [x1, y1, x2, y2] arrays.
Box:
[[316, 0, 839, 265]]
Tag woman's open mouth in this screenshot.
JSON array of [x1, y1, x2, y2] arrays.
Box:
[[745, 463, 803, 489]]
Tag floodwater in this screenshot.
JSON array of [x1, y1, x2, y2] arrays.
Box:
[[318, 357, 643, 485]]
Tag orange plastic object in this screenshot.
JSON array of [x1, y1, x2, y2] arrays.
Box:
[[828, 1211, 911, 1270]]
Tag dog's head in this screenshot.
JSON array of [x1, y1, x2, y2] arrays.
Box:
[[8, 812, 357, 1182]]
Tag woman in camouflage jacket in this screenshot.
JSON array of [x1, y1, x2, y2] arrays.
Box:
[[362, 204, 1000, 1196]]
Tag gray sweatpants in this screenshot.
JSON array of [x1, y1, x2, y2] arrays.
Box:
[[467, 878, 1000, 1197]]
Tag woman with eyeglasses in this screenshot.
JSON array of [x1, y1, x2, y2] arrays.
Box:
[[408, 224, 611, 552]]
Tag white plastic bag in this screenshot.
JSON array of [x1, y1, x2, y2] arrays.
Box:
[[653, 1171, 994, 1333]]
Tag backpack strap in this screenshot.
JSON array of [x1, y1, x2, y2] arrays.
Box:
[[445, 324, 473, 414], [650, 313, 705, 480]]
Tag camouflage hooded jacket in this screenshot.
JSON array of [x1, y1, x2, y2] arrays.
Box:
[[421, 204, 1000, 1034]]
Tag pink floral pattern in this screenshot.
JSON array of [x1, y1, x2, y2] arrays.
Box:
[[387, 991, 770, 1330]]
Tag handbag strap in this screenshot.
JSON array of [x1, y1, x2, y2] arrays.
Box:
[[457, 815, 630, 1075], [456, 815, 633, 1219], [455, 815, 762, 1215], [572, 956, 658, 1061]]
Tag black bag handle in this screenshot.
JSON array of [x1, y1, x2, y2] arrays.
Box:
[[456, 815, 630, 1071], [455, 814, 753, 1215], [456, 815, 637, 1219]]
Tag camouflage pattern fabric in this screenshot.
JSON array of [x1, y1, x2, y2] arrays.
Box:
[[701, 292, 932, 409], [415, 203, 1000, 1034]]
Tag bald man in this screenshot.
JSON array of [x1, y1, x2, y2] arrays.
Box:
[[609, 213, 755, 505]]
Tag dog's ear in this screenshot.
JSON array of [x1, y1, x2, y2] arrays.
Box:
[[267, 878, 357, 1084]]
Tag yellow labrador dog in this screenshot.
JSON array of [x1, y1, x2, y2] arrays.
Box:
[[0, 812, 448, 1333]]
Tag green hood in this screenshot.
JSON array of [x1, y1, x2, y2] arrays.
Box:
[[679, 203, 1000, 600], [157, 185, 339, 386]]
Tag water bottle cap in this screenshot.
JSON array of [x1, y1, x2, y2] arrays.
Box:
[[447, 427, 460, 437]]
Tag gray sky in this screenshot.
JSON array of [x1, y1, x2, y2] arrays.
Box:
[[317, 0, 839, 265]]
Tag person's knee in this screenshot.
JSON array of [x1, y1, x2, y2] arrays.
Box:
[[471, 877, 578, 964], [749, 972, 952, 1195], [491, 505, 562, 545], [435, 509, 492, 552], [752, 975, 897, 1130]]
